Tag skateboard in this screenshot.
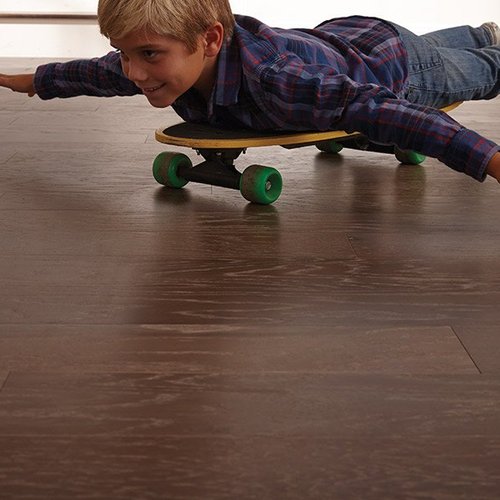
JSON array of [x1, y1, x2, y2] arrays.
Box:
[[153, 102, 461, 205]]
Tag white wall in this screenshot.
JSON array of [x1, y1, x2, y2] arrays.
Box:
[[0, 0, 96, 13], [1, 0, 499, 57], [237, 0, 500, 35]]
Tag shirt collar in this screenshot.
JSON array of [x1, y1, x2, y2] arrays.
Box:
[[212, 33, 242, 107]]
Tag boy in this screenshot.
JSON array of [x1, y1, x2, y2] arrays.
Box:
[[1, 0, 499, 183]]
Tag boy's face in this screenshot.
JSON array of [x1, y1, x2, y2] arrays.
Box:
[[111, 28, 219, 107]]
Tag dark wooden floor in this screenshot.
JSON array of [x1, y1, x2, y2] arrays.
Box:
[[1, 58, 500, 499]]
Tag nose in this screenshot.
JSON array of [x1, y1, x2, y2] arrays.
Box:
[[123, 59, 148, 84]]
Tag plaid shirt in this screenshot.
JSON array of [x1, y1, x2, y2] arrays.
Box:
[[35, 15, 498, 181]]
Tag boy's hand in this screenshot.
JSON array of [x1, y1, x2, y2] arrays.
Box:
[[487, 152, 500, 184], [0, 73, 36, 96]]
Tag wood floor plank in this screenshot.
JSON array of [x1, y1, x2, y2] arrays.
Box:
[[1, 435, 499, 499], [1, 252, 499, 326], [1, 282, 500, 327], [0, 325, 476, 375], [1, 373, 499, 437], [2, 255, 499, 291], [1, 255, 498, 333], [1, 256, 500, 326]]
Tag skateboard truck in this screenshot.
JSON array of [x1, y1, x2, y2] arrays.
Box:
[[180, 148, 244, 190]]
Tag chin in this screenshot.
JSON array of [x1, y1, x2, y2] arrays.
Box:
[[150, 102, 171, 109], [145, 96, 172, 109]]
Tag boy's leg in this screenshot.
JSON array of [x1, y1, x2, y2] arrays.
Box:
[[394, 25, 500, 108], [420, 23, 497, 49]]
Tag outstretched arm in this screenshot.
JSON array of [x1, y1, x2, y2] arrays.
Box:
[[1, 52, 140, 101], [0, 73, 35, 96]]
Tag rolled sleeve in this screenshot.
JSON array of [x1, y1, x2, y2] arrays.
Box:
[[444, 128, 500, 181], [34, 52, 141, 100]]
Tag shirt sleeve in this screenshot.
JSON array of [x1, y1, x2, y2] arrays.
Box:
[[33, 51, 142, 99], [257, 58, 499, 181], [336, 86, 499, 182]]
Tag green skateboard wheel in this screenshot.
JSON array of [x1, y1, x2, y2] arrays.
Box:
[[152, 152, 192, 188], [316, 140, 344, 154], [394, 148, 426, 165], [240, 165, 283, 204]]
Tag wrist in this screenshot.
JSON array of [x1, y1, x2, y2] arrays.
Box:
[[486, 152, 500, 182]]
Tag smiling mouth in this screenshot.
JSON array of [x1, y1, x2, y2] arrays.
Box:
[[142, 84, 166, 94]]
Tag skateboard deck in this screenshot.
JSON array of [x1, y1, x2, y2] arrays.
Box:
[[153, 102, 461, 205]]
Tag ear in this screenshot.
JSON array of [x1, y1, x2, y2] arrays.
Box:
[[203, 22, 224, 57]]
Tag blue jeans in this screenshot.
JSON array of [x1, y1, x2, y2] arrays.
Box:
[[393, 23, 500, 107]]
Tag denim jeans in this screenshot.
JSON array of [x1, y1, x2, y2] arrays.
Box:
[[392, 23, 500, 107]]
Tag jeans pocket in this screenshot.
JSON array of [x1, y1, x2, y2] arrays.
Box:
[[406, 54, 449, 107], [408, 56, 443, 75]]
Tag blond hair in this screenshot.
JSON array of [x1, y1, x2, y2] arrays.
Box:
[[98, 0, 235, 52]]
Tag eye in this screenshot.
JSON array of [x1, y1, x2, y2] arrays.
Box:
[[142, 50, 158, 60]]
